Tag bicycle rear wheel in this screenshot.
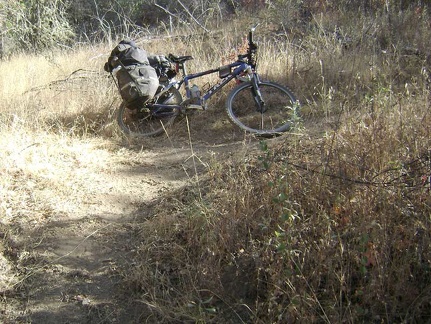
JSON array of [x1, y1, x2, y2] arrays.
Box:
[[226, 81, 300, 135], [117, 87, 182, 137]]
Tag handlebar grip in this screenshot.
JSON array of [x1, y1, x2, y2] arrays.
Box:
[[248, 23, 259, 45]]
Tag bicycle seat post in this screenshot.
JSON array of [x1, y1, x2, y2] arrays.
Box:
[[169, 54, 193, 78], [181, 62, 188, 76]]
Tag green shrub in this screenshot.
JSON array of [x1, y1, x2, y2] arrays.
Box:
[[0, 0, 75, 54]]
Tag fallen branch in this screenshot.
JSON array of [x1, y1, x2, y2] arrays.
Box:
[[23, 69, 102, 94]]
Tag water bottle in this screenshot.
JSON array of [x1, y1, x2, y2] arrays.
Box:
[[190, 84, 200, 99]]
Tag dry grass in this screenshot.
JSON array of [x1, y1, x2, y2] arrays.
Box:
[[1, 8, 431, 323], [126, 88, 431, 322], [121, 10, 431, 324], [0, 44, 120, 302]]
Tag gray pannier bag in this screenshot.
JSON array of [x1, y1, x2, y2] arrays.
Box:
[[104, 40, 159, 110]]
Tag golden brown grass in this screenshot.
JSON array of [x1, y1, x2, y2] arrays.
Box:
[[120, 12, 431, 324], [0, 45, 120, 271], [1, 9, 431, 323], [125, 88, 431, 322]]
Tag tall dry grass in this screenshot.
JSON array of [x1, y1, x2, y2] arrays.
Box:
[[124, 93, 431, 322], [0, 44, 121, 274], [1, 7, 431, 323], [0, 45, 119, 134], [120, 10, 431, 324]]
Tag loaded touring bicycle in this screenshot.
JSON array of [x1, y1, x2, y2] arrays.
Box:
[[105, 25, 300, 137]]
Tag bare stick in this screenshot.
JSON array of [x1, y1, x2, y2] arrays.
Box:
[[154, 2, 187, 25], [175, 0, 210, 33]]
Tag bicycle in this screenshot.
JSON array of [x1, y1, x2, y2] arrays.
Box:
[[116, 25, 300, 137]]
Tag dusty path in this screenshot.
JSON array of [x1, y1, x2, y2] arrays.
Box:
[[1, 132, 251, 323], [0, 108, 324, 323]]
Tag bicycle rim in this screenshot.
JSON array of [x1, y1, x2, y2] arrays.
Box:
[[226, 81, 300, 135], [117, 87, 182, 137]]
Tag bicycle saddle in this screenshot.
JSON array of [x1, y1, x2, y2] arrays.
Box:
[[168, 54, 194, 63]]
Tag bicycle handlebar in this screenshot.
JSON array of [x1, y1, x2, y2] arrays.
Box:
[[248, 23, 259, 46], [167, 25, 259, 70], [246, 24, 259, 68]]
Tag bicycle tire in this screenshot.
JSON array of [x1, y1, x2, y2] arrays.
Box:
[[117, 87, 182, 137], [226, 81, 300, 135]]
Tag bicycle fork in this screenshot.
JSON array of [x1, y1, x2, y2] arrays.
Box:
[[250, 73, 266, 113]]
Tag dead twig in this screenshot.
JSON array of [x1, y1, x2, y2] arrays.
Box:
[[23, 69, 102, 94], [154, 1, 209, 33]]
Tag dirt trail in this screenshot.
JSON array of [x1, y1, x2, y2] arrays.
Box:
[[1, 134, 248, 323]]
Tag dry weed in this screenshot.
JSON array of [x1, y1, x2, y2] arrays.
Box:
[[2, 7, 431, 323]]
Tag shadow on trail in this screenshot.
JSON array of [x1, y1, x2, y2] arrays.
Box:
[[1, 214, 154, 324], [0, 120, 269, 323]]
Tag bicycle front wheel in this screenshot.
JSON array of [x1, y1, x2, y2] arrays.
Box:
[[117, 87, 182, 137], [226, 81, 300, 135]]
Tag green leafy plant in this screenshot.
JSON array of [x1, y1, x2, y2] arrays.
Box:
[[0, 0, 75, 54]]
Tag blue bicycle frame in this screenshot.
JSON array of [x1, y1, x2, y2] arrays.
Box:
[[148, 60, 252, 115]]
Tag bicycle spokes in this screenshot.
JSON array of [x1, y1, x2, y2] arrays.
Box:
[[226, 81, 299, 134]]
